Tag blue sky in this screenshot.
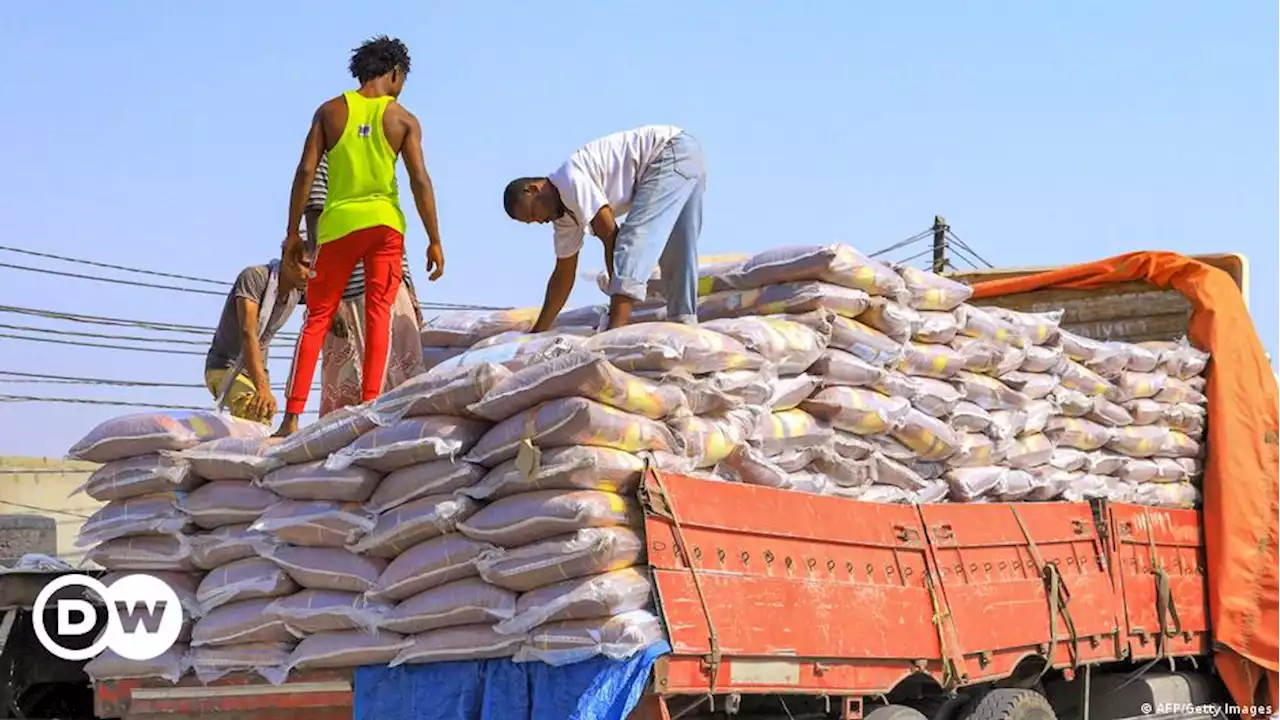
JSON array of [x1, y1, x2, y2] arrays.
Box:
[[0, 1, 1275, 458]]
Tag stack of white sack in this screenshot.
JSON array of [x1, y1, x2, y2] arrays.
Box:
[[417, 324, 776, 667], [418, 307, 604, 373], [66, 411, 272, 685]]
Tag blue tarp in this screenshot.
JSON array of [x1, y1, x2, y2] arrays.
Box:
[[353, 642, 670, 720]]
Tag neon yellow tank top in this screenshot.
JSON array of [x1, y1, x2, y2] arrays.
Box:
[[316, 91, 407, 245]]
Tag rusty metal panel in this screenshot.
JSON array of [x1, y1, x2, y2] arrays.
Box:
[[643, 471, 954, 695], [94, 671, 353, 720], [919, 502, 1124, 682], [1107, 503, 1210, 661]]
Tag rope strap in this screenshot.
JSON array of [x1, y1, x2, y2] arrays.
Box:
[[1143, 509, 1183, 659], [1011, 506, 1081, 678]]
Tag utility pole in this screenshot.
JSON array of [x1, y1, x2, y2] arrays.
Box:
[[931, 215, 949, 273]]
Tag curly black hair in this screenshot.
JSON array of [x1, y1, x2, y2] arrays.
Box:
[[349, 35, 411, 83]]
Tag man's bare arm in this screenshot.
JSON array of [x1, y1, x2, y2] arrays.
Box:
[[590, 206, 619, 282], [235, 297, 270, 394], [285, 108, 327, 256], [400, 111, 443, 250], [531, 254, 579, 333]]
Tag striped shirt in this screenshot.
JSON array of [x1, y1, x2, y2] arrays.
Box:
[[307, 154, 415, 301]]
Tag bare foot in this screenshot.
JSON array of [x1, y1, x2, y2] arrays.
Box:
[[273, 414, 299, 438]]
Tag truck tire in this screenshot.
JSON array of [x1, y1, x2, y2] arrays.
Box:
[[866, 704, 931, 720], [964, 689, 1057, 720]]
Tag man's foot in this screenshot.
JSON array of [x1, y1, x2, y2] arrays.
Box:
[[607, 294, 634, 330], [273, 414, 300, 438]]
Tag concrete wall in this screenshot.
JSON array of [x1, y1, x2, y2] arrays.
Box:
[[0, 456, 103, 566]]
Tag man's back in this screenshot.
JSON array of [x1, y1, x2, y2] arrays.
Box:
[[313, 92, 412, 245]]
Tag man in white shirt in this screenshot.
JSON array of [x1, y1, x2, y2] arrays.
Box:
[[503, 125, 707, 330]]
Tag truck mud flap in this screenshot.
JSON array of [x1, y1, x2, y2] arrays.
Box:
[[640, 469, 963, 698]]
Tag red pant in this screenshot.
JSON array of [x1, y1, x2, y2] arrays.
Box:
[[285, 225, 404, 415]]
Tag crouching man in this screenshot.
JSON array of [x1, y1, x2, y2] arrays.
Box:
[[205, 254, 308, 425], [502, 125, 707, 331]]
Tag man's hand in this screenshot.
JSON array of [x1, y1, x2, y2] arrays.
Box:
[[247, 386, 278, 423], [426, 242, 444, 281]]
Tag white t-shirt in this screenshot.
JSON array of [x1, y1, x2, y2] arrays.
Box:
[[549, 124, 684, 258]]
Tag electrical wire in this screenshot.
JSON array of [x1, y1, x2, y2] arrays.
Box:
[[0, 393, 318, 415], [0, 331, 295, 361], [0, 244, 228, 286], [0, 370, 317, 392]]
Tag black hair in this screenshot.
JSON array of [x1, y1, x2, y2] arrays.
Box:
[[503, 177, 543, 218], [349, 35, 412, 84]]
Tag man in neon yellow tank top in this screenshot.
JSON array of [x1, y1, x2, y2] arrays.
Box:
[[278, 35, 445, 437]]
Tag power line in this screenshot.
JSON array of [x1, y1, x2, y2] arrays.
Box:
[[0, 261, 228, 296], [0, 322, 209, 346], [0, 244, 227, 286], [0, 304, 300, 343], [0, 331, 295, 361], [0, 393, 318, 415], [0, 370, 317, 392]]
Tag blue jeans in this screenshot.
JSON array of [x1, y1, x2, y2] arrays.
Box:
[[608, 132, 706, 324]]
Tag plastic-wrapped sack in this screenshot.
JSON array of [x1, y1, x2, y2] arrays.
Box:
[[183, 481, 280, 530], [593, 256, 744, 301], [97, 571, 201, 621], [956, 305, 1022, 346], [1086, 343, 1134, 380], [476, 527, 645, 593], [496, 567, 652, 636], [68, 411, 270, 464], [912, 310, 961, 344], [757, 408, 835, 455], [582, 323, 764, 375], [947, 433, 1006, 469], [430, 334, 585, 375], [76, 493, 191, 547], [419, 308, 540, 347], [514, 609, 665, 666], [1050, 448, 1090, 472], [1115, 371, 1168, 402], [1085, 451, 1128, 476], [87, 534, 196, 572], [381, 577, 517, 634], [266, 405, 377, 466], [717, 445, 805, 490], [953, 371, 1030, 411], [262, 545, 386, 593], [1164, 403, 1206, 436], [197, 557, 298, 614], [1052, 386, 1094, 417], [895, 342, 966, 380], [1020, 467, 1075, 501], [471, 327, 594, 351], [1087, 397, 1136, 427], [696, 282, 872, 322], [991, 468, 1040, 502], [257, 461, 381, 502], [84, 645, 188, 684], [367, 460, 486, 514], [998, 371, 1057, 401], [949, 336, 1004, 374], [369, 534, 498, 603], [1122, 344, 1162, 373], [870, 369, 921, 400], [1148, 342, 1210, 379], [718, 244, 906, 298], [266, 589, 390, 635], [1021, 344, 1066, 374], [771, 374, 821, 410], [391, 624, 524, 666], [1044, 417, 1113, 452], [1058, 330, 1110, 363], [986, 307, 1062, 347], [1115, 458, 1192, 484], [1059, 360, 1118, 398], [263, 631, 410, 684], [349, 495, 478, 558], [668, 407, 763, 468], [186, 642, 292, 685], [467, 351, 686, 422], [422, 346, 468, 371], [75, 454, 200, 502], [251, 500, 374, 548], [458, 490, 640, 548], [462, 447, 643, 502], [813, 314, 903, 366], [944, 466, 1009, 502], [191, 597, 299, 647], [905, 378, 963, 419], [327, 416, 489, 473], [1061, 473, 1115, 503], [182, 437, 280, 482], [372, 363, 510, 421], [1132, 482, 1200, 509], [191, 524, 273, 570], [952, 402, 992, 433], [896, 266, 972, 311], [808, 349, 883, 387], [1107, 426, 1171, 459], [702, 316, 829, 374], [464, 397, 678, 468], [647, 368, 775, 416], [1154, 376, 1207, 406], [801, 387, 909, 436], [1006, 433, 1054, 469], [857, 297, 921, 344], [890, 409, 961, 463]]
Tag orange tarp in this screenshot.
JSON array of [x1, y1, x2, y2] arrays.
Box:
[[971, 251, 1279, 712]]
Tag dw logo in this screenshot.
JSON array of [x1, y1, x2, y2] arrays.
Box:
[[33, 573, 184, 661]]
